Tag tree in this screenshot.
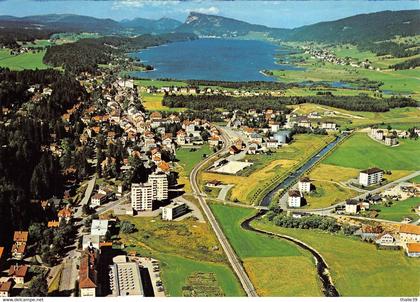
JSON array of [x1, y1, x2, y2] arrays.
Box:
[[29, 223, 45, 243], [120, 220, 135, 234], [20, 275, 48, 297]]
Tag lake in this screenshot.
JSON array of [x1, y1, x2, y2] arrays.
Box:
[[130, 38, 301, 82]]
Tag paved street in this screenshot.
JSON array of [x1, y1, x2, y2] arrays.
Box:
[[190, 127, 258, 297]]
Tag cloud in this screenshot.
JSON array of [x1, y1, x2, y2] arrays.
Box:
[[112, 0, 180, 10], [187, 6, 220, 15]]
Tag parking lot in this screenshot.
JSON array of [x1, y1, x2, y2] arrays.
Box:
[[129, 256, 165, 297]]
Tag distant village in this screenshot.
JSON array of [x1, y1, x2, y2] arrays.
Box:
[[303, 46, 381, 71]]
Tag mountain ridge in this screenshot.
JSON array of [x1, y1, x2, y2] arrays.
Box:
[[0, 10, 419, 43]]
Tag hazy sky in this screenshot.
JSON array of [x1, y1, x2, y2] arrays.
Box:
[[0, 0, 419, 28]]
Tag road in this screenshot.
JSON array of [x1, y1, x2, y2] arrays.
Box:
[[190, 127, 258, 297], [58, 192, 129, 295], [303, 170, 420, 215]]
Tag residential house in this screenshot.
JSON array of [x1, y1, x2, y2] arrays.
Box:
[[375, 233, 397, 246], [0, 281, 12, 297], [11, 231, 28, 260], [321, 121, 337, 130], [58, 206, 73, 223], [90, 193, 107, 208], [399, 224, 420, 243], [79, 250, 98, 297], [8, 265, 28, 285], [345, 199, 359, 214], [384, 135, 398, 146], [176, 130, 186, 145], [265, 139, 279, 149], [405, 243, 420, 257], [269, 121, 280, 132], [48, 220, 60, 228]]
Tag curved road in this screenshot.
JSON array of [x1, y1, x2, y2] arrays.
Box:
[[190, 129, 258, 297]]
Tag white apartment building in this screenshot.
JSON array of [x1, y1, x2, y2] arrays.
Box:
[[162, 202, 188, 221], [131, 183, 153, 211], [287, 190, 302, 208], [359, 168, 384, 187], [148, 173, 169, 201], [298, 177, 312, 193]]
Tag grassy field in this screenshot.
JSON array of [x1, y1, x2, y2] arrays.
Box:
[[370, 197, 420, 222], [0, 49, 48, 70], [135, 79, 188, 88], [210, 204, 323, 296], [160, 254, 243, 297], [201, 134, 334, 205], [410, 175, 420, 183], [253, 218, 420, 297], [305, 180, 358, 209], [323, 133, 420, 171], [289, 103, 420, 130], [140, 92, 186, 112], [176, 145, 212, 192], [272, 50, 420, 98], [118, 214, 243, 296]]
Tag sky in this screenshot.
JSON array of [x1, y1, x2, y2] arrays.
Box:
[[0, 0, 419, 28]]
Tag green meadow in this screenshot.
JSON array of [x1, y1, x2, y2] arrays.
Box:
[[160, 254, 244, 297], [118, 214, 243, 296], [253, 219, 420, 297], [210, 204, 323, 296], [322, 133, 420, 171], [0, 49, 48, 70], [371, 197, 420, 222]]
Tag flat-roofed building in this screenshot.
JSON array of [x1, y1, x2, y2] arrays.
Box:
[[90, 220, 109, 237], [148, 173, 168, 201], [82, 235, 100, 250], [162, 202, 188, 221], [109, 256, 144, 297], [359, 167, 383, 187], [131, 183, 153, 211]]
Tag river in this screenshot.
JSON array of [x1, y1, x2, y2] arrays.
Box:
[[261, 133, 349, 207]]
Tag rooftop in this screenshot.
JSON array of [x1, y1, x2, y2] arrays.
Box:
[[407, 243, 420, 253], [90, 220, 109, 236], [360, 167, 383, 175], [13, 231, 28, 242], [8, 265, 28, 278], [164, 202, 186, 209], [288, 190, 301, 197], [300, 176, 311, 183], [400, 224, 420, 236]]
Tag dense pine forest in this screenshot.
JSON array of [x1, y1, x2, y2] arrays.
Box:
[[162, 94, 417, 112]]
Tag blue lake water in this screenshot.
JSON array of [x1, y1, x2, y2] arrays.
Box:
[[131, 38, 302, 82]]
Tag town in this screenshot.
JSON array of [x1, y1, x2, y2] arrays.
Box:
[[0, 3, 419, 299]]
